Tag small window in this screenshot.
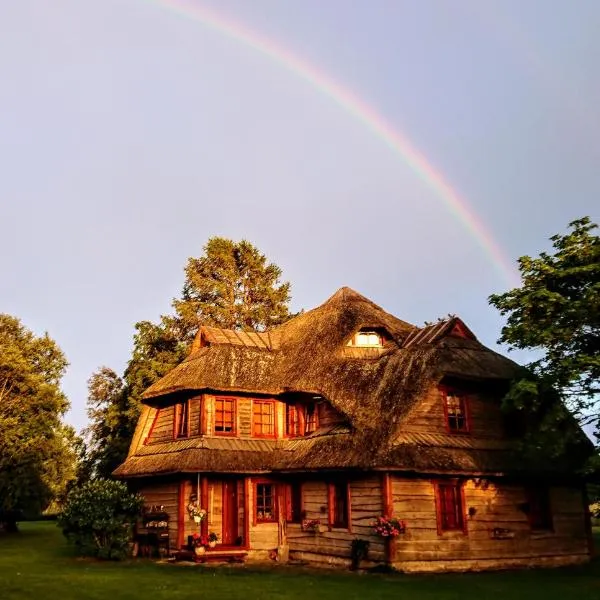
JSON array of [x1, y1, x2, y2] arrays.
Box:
[[253, 401, 275, 437], [305, 404, 318, 434], [255, 483, 276, 523], [329, 482, 349, 529], [442, 388, 469, 433], [527, 487, 553, 531], [286, 404, 303, 437], [214, 397, 236, 435], [174, 401, 189, 438], [347, 330, 383, 347], [436, 481, 465, 533], [286, 482, 303, 523]]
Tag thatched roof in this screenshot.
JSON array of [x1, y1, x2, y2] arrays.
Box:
[[116, 287, 580, 480]]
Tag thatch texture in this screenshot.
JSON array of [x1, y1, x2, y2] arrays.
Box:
[[116, 287, 557, 479]]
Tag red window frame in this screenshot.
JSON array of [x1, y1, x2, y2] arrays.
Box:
[[255, 481, 277, 523], [252, 400, 276, 437], [305, 403, 318, 434], [328, 482, 351, 530], [527, 487, 553, 531], [214, 397, 236, 436], [440, 387, 470, 434], [435, 481, 466, 534], [285, 403, 306, 437], [173, 400, 189, 439]]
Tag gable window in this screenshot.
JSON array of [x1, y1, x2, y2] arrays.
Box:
[[255, 482, 276, 523], [305, 404, 318, 434], [441, 388, 469, 433], [527, 487, 553, 531], [214, 397, 236, 435], [174, 400, 189, 439], [328, 482, 350, 529], [285, 482, 303, 523], [286, 404, 302, 437], [347, 330, 383, 347], [436, 481, 465, 533], [253, 400, 275, 437]]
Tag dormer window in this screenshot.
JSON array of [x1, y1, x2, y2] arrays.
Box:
[[347, 330, 384, 348], [440, 387, 470, 434]]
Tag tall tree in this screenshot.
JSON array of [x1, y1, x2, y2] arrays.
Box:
[[85, 238, 293, 477], [0, 315, 76, 530], [489, 217, 600, 447]]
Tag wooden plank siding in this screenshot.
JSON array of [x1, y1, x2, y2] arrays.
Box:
[[135, 480, 180, 550], [390, 476, 589, 572], [287, 476, 385, 567]]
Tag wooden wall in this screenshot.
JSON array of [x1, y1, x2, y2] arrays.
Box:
[[402, 384, 505, 438], [135, 480, 180, 550], [247, 478, 279, 554], [390, 476, 589, 572], [287, 476, 386, 567]]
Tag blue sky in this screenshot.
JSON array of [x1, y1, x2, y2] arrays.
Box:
[[1, 0, 598, 430]]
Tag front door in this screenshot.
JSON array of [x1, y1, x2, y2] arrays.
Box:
[[222, 480, 238, 545]]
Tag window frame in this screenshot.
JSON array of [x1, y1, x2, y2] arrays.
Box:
[[526, 486, 553, 532], [328, 481, 351, 531], [285, 403, 306, 438], [305, 403, 319, 435], [254, 480, 277, 524], [440, 386, 470, 435], [435, 480, 467, 535], [347, 330, 384, 348], [285, 481, 303, 524], [252, 399, 276, 438], [173, 400, 190, 439], [214, 396, 237, 436]]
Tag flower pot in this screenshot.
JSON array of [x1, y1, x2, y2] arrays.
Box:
[[193, 515, 201, 523], [208, 541, 217, 549], [194, 546, 206, 556]]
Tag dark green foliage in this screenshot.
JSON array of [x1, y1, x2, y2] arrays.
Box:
[[489, 217, 600, 459], [85, 238, 293, 477], [58, 479, 143, 560], [0, 315, 76, 531]]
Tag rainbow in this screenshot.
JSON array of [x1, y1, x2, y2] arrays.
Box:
[[144, 0, 518, 285]]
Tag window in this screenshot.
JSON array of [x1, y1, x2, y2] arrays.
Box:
[[174, 400, 189, 438], [285, 482, 303, 523], [441, 388, 469, 433], [255, 483, 276, 523], [286, 404, 301, 437], [214, 397, 235, 435], [305, 404, 318, 434], [347, 330, 383, 347], [253, 400, 275, 437], [436, 481, 465, 533], [527, 487, 553, 531], [328, 482, 349, 529]]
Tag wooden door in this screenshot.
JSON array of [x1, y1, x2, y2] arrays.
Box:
[[222, 480, 238, 546]]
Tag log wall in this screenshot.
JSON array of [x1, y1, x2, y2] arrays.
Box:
[[135, 479, 180, 550], [390, 476, 589, 572]]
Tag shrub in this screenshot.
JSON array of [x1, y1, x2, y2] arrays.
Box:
[[58, 479, 143, 560]]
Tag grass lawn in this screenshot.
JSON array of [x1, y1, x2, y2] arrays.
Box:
[[1, 523, 600, 600]]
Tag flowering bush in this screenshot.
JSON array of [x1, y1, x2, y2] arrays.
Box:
[[372, 516, 406, 537], [302, 518, 322, 532]]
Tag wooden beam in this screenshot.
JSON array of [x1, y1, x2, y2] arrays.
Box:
[[244, 477, 251, 549], [201, 476, 209, 537], [177, 480, 185, 550], [382, 472, 392, 517]]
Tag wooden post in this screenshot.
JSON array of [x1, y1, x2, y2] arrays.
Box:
[[382, 472, 396, 565], [244, 477, 251, 549], [201, 476, 209, 537], [177, 480, 185, 550]]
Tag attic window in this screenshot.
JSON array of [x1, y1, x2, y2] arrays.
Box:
[[347, 330, 384, 348], [440, 388, 470, 434]]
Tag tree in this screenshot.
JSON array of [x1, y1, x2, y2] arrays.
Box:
[[489, 217, 600, 448], [85, 238, 293, 477], [0, 315, 76, 531], [58, 479, 143, 559]]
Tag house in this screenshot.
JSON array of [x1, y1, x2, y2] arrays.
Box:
[[114, 287, 593, 571]]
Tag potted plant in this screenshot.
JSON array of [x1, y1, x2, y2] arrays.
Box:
[[191, 533, 209, 555], [372, 516, 406, 537], [208, 532, 219, 548], [187, 502, 207, 524], [302, 518, 322, 533]]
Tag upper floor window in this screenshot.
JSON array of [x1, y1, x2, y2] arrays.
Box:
[[214, 397, 236, 435], [527, 487, 553, 531], [255, 482, 276, 523], [328, 481, 350, 529], [253, 400, 275, 437], [305, 404, 318, 434], [286, 404, 301, 437], [347, 330, 383, 348], [174, 400, 189, 438], [441, 388, 469, 434], [436, 481, 465, 533]]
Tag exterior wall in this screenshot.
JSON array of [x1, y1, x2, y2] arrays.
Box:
[[390, 476, 590, 572], [287, 476, 385, 568], [402, 384, 505, 439]]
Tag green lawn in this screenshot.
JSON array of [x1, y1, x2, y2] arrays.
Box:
[[1, 523, 600, 600]]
